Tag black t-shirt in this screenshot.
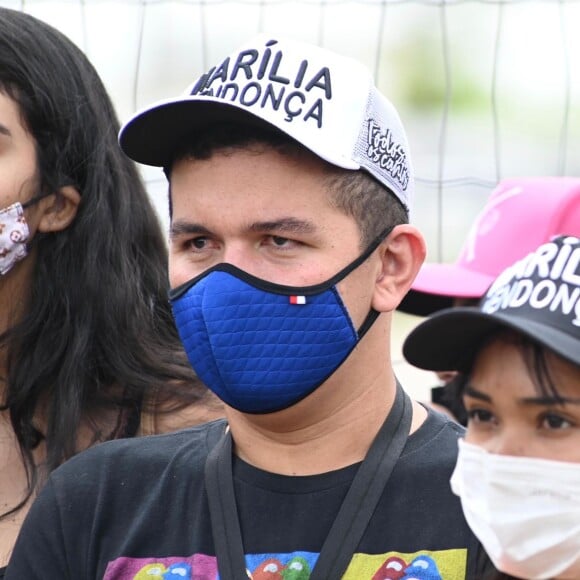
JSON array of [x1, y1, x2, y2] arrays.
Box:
[[6, 411, 493, 579]]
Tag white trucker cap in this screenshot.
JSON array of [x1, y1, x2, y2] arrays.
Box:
[[119, 34, 413, 212]]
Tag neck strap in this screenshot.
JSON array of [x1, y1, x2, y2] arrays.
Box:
[[204, 381, 412, 579]]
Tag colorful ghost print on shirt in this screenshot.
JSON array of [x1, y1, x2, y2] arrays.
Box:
[[104, 548, 467, 579], [250, 555, 311, 580]]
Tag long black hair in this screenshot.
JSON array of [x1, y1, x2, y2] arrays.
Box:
[[0, 8, 213, 516]]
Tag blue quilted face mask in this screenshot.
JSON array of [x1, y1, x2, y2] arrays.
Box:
[[169, 227, 392, 414]]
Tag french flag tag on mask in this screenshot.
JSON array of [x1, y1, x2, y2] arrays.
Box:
[[289, 295, 306, 305]]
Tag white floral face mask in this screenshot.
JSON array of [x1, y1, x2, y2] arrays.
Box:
[[0, 202, 30, 275]]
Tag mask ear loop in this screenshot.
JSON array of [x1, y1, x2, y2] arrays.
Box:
[[350, 225, 396, 340], [357, 308, 380, 339], [21, 172, 78, 210], [20, 188, 56, 210], [321, 224, 396, 290], [19, 190, 60, 251]]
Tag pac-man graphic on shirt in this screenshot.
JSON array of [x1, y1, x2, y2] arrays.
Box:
[[372, 556, 407, 580], [252, 558, 285, 579], [133, 563, 167, 579], [370, 554, 443, 580], [281, 556, 311, 579], [400, 555, 442, 580], [163, 562, 192, 578]]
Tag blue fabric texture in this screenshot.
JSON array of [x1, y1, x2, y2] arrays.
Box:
[[171, 269, 358, 413]]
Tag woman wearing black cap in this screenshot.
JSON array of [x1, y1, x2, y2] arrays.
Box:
[[403, 235, 580, 580]]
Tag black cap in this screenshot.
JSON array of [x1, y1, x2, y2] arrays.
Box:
[[403, 235, 580, 371]]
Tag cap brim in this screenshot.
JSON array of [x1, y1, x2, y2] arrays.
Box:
[[398, 289, 454, 317], [120, 97, 265, 167], [403, 307, 580, 371], [398, 262, 494, 316], [119, 95, 360, 171]]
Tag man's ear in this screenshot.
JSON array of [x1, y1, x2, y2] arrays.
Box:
[[372, 224, 426, 313], [37, 186, 81, 233]]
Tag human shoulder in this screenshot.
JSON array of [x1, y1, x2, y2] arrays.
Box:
[[401, 403, 465, 463], [138, 389, 224, 435], [51, 418, 227, 487]]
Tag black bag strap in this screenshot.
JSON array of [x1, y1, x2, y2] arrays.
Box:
[[205, 382, 412, 580], [205, 432, 247, 580], [309, 381, 411, 579]]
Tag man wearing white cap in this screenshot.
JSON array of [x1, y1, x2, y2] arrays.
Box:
[[7, 36, 493, 579]]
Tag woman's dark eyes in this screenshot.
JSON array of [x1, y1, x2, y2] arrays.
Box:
[[540, 413, 573, 430], [466, 408, 494, 423]]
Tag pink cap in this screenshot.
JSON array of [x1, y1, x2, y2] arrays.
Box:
[[399, 177, 580, 316]]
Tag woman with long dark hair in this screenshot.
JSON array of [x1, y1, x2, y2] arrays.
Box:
[[404, 235, 580, 580], [0, 7, 219, 573]]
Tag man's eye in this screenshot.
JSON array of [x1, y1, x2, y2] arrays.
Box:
[[271, 236, 290, 247], [189, 237, 207, 250]]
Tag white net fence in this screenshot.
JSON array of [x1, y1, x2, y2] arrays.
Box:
[[4, 0, 579, 258], [3, 0, 579, 394]]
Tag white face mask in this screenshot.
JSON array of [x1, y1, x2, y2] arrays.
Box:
[[450, 439, 580, 580], [0, 202, 30, 275]]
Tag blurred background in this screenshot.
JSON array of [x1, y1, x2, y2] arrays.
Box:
[[3, 0, 579, 400]]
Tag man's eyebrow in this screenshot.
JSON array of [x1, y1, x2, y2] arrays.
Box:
[[169, 217, 317, 240], [248, 218, 317, 234], [169, 221, 211, 239]]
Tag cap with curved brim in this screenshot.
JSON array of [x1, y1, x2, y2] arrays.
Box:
[[413, 262, 495, 297], [119, 34, 414, 212], [403, 307, 580, 372], [398, 289, 454, 317], [398, 262, 494, 316], [119, 96, 361, 171], [399, 178, 580, 317]]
